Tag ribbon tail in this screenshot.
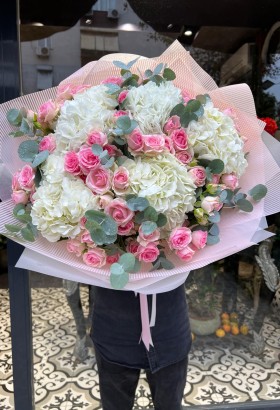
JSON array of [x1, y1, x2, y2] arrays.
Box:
[[139, 293, 154, 351]]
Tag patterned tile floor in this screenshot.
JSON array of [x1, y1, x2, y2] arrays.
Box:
[[1, 284, 280, 409]]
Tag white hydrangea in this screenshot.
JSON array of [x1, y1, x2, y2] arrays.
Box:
[[40, 154, 65, 184], [123, 153, 196, 230], [187, 100, 248, 177], [31, 176, 99, 242], [54, 84, 118, 153], [125, 81, 182, 134]]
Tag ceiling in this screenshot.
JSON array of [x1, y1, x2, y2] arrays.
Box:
[[19, 0, 280, 53]]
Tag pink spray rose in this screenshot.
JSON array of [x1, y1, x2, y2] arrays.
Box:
[[66, 239, 86, 257], [163, 115, 181, 134], [86, 131, 108, 147], [64, 151, 81, 175], [143, 134, 165, 153], [38, 134, 56, 153], [78, 147, 101, 174], [106, 253, 120, 265], [221, 173, 239, 190], [12, 171, 21, 190], [191, 230, 208, 250], [56, 84, 90, 103], [37, 100, 59, 127], [137, 242, 160, 263], [175, 150, 193, 165], [126, 238, 140, 256], [103, 144, 122, 157], [181, 90, 192, 103], [138, 226, 160, 246], [117, 220, 135, 236], [105, 198, 134, 226], [212, 174, 221, 184], [112, 167, 130, 194], [175, 245, 196, 261], [201, 196, 223, 214], [86, 167, 111, 195], [101, 76, 123, 86], [80, 230, 94, 244], [188, 166, 207, 187], [164, 136, 175, 154], [168, 227, 192, 250], [11, 190, 29, 204], [82, 247, 107, 268], [127, 129, 144, 153], [118, 90, 129, 104], [98, 193, 114, 209], [170, 128, 188, 151], [18, 165, 35, 191], [113, 110, 128, 118]]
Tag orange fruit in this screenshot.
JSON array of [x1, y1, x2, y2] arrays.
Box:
[[221, 312, 230, 320], [231, 325, 240, 335], [222, 324, 231, 333], [240, 325, 249, 335], [216, 328, 226, 338], [222, 319, 230, 325]]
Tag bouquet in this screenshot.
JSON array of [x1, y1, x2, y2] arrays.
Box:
[[0, 41, 280, 294]]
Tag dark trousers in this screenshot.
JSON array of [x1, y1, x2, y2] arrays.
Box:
[[95, 349, 188, 410]]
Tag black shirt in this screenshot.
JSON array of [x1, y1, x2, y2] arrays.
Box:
[[91, 284, 192, 373]]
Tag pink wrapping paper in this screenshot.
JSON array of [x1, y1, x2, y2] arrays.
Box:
[[1, 41, 280, 293]]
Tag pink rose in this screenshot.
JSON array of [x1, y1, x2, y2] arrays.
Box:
[[112, 167, 130, 193], [18, 165, 35, 191], [164, 136, 175, 154], [138, 226, 160, 246], [105, 198, 134, 225], [168, 227, 192, 250], [143, 134, 165, 153], [98, 194, 114, 209], [82, 247, 106, 267], [212, 174, 220, 184], [26, 109, 35, 122], [113, 110, 128, 118], [127, 129, 144, 153], [64, 152, 81, 175], [137, 243, 160, 263], [101, 76, 123, 86], [118, 220, 134, 236], [188, 166, 207, 187], [118, 90, 129, 104], [181, 90, 192, 103], [37, 100, 59, 127], [103, 144, 122, 157], [106, 253, 120, 265], [38, 134, 56, 153], [80, 216, 87, 228], [81, 230, 94, 244], [126, 238, 140, 255], [164, 115, 181, 134], [175, 150, 193, 165], [11, 190, 29, 204], [56, 84, 90, 103], [171, 129, 188, 151], [12, 171, 21, 190], [175, 245, 195, 261], [86, 167, 111, 194], [191, 230, 208, 250], [201, 196, 223, 214], [86, 131, 108, 147], [78, 147, 101, 174], [66, 238, 86, 257], [221, 173, 239, 190]]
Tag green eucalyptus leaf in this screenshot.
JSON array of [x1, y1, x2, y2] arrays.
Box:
[[186, 99, 204, 117], [208, 211, 221, 223], [170, 103, 185, 118], [119, 253, 136, 272], [129, 258, 141, 273], [127, 56, 139, 69], [116, 155, 128, 166], [219, 190, 228, 202], [7, 109, 23, 126], [248, 184, 267, 201], [91, 144, 103, 156], [156, 213, 167, 227], [181, 112, 197, 127], [150, 75, 164, 85], [113, 60, 128, 70], [18, 140, 38, 162], [207, 234, 220, 245], [21, 226, 35, 242], [141, 221, 157, 235], [159, 257, 174, 270], [153, 63, 164, 75], [32, 150, 49, 167], [145, 69, 153, 78], [13, 203, 25, 216], [99, 150, 109, 159], [103, 157, 115, 169], [144, 206, 158, 222], [114, 135, 126, 145], [126, 197, 149, 211], [110, 264, 129, 289], [234, 192, 246, 202], [208, 159, 224, 174], [5, 224, 22, 233], [121, 77, 139, 88], [236, 199, 253, 212], [224, 189, 234, 202], [9, 130, 25, 137], [163, 67, 176, 81], [35, 168, 42, 187], [105, 83, 121, 94], [135, 211, 145, 224], [209, 223, 219, 236], [85, 210, 106, 223], [196, 94, 207, 105], [102, 216, 118, 236], [19, 118, 32, 136]]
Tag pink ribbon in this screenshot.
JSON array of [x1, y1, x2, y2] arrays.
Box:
[[139, 293, 154, 350]]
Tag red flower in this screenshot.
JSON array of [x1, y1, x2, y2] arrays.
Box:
[[259, 117, 278, 136]]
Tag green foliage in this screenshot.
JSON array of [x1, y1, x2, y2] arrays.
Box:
[[248, 184, 267, 201], [141, 221, 157, 235], [115, 115, 138, 135], [18, 140, 38, 162], [109, 252, 137, 289], [32, 150, 49, 167], [85, 210, 118, 245], [170, 98, 204, 127], [126, 196, 149, 212], [7, 109, 22, 126]]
